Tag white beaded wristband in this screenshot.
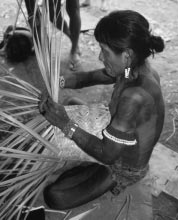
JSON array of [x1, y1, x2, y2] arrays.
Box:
[[59, 76, 65, 89]]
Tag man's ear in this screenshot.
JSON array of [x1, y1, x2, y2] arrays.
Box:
[[122, 48, 134, 66]]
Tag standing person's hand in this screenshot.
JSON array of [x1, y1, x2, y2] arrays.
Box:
[[39, 94, 70, 130]]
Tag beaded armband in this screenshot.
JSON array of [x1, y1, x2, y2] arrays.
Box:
[[103, 126, 137, 146], [63, 120, 78, 139], [59, 76, 65, 89]]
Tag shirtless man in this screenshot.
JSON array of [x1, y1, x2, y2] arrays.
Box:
[[39, 10, 165, 219]]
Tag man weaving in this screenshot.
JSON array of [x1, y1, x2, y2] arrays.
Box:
[[39, 10, 165, 219]]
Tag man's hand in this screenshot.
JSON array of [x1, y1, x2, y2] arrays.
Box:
[[39, 94, 70, 130]]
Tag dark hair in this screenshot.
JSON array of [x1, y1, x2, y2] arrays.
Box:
[[94, 10, 165, 64], [5, 33, 32, 62]]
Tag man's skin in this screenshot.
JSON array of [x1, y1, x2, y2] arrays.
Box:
[[40, 44, 165, 210], [61, 64, 164, 166]]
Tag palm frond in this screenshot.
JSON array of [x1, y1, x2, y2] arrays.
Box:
[[0, 0, 67, 219], [0, 1, 110, 219]]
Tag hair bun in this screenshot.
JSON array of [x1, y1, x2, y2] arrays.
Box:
[[150, 35, 165, 53]]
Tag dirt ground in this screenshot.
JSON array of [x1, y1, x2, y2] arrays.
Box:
[[0, 0, 178, 219]]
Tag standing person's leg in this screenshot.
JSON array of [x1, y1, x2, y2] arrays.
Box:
[[24, 0, 41, 41], [66, 0, 81, 70], [24, 0, 36, 18], [48, 0, 71, 38], [80, 0, 91, 7], [25, 0, 69, 37], [66, 0, 81, 55], [24, 0, 40, 28]]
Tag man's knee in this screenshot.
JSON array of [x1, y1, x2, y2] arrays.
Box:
[[43, 184, 66, 210]]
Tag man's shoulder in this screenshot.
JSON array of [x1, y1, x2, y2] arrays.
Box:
[[121, 87, 146, 104]]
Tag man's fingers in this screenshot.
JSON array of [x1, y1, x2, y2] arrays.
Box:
[[46, 96, 63, 113]]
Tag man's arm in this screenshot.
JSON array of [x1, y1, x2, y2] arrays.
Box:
[[71, 92, 142, 164], [64, 68, 115, 89], [40, 89, 143, 164]]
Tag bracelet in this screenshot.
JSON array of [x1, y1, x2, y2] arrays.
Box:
[[59, 76, 65, 89], [63, 120, 78, 139]]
